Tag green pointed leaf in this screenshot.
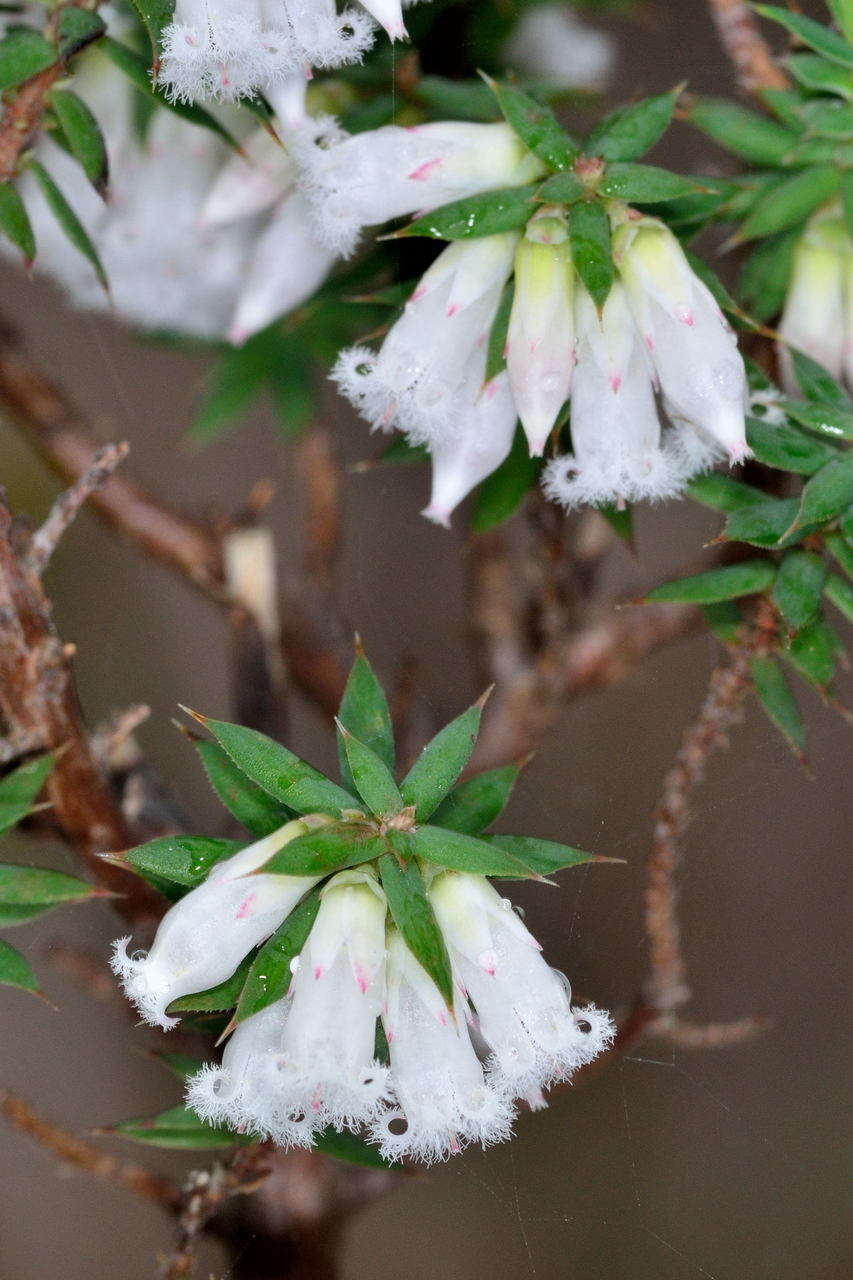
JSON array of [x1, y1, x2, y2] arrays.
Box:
[[124, 835, 242, 888], [337, 724, 402, 818], [50, 89, 109, 195], [485, 280, 514, 381], [336, 646, 394, 795], [488, 78, 578, 169], [56, 7, 106, 62], [189, 342, 267, 443], [738, 165, 841, 241], [781, 398, 853, 440], [313, 1127, 395, 1170], [400, 696, 486, 820], [687, 98, 800, 165], [415, 76, 502, 123], [430, 763, 521, 835], [235, 889, 321, 1024], [0, 182, 35, 263], [584, 87, 680, 162], [0, 864, 103, 926], [0, 753, 54, 837], [25, 159, 108, 292], [824, 572, 853, 621], [750, 656, 806, 756], [0, 938, 39, 994], [379, 849, 453, 1006], [829, 0, 853, 44], [746, 414, 840, 474], [261, 823, 384, 876], [0, 29, 57, 92], [397, 184, 539, 240], [130, 0, 175, 64], [790, 349, 851, 409], [723, 495, 817, 548], [408, 824, 535, 877], [786, 51, 853, 97], [789, 454, 853, 532], [488, 834, 600, 877], [738, 228, 798, 322], [783, 617, 842, 688], [569, 198, 613, 309], [534, 172, 586, 204], [800, 98, 853, 139], [194, 739, 294, 838], [772, 550, 828, 629], [842, 168, 853, 238], [600, 162, 708, 203], [645, 560, 776, 604], [470, 426, 539, 532], [152, 1051, 205, 1080], [687, 472, 765, 512], [755, 5, 853, 68], [826, 530, 853, 577], [111, 1104, 254, 1149], [196, 717, 359, 816]]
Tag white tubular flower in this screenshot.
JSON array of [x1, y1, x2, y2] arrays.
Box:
[[370, 928, 514, 1164], [778, 212, 848, 393], [430, 872, 614, 1100], [200, 128, 297, 230], [295, 121, 545, 256], [506, 209, 575, 456], [543, 282, 689, 509], [614, 215, 749, 461], [188, 869, 390, 1141], [110, 818, 322, 1029], [502, 3, 614, 91], [228, 193, 337, 344], [158, 0, 376, 104], [422, 361, 518, 527], [333, 233, 518, 443]]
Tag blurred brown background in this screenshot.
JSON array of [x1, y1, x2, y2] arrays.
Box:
[[0, 2, 850, 1277]]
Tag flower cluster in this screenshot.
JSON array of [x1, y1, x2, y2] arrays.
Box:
[[110, 673, 614, 1163], [778, 206, 853, 397], [159, 0, 418, 104]]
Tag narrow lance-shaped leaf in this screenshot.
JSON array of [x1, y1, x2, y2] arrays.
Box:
[[235, 889, 321, 1023], [487, 834, 601, 877], [25, 159, 109, 294], [313, 1127, 395, 1170], [167, 953, 256, 1013], [750, 656, 807, 759], [754, 5, 853, 69], [687, 97, 800, 165], [336, 643, 395, 794], [396, 185, 539, 240], [0, 938, 39, 995], [535, 172, 585, 205], [430, 762, 523, 835], [687, 472, 766, 513], [379, 847, 454, 1007], [485, 281, 514, 381], [0, 30, 57, 92], [130, 0, 175, 69], [781, 398, 853, 441], [569, 199, 613, 310], [122, 835, 243, 889], [783, 617, 842, 689], [723, 495, 816, 550], [644, 560, 776, 604], [56, 7, 106, 62], [746, 415, 841, 475], [826, 531, 853, 578], [409, 824, 536, 878], [336, 722, 402, 819], [49, 89, 109, 196], [0, 864, 107, 927], [772, 550, 828, 631], [783, 454, 853, 536], [824, 572, 853, 622], [486, 77, 578, 169], [599, 163, 709, 203], [194, 739, 294, 837], [790, 349, 851, 410], [400, 691, 488, 820], [583, 87, 681, 162], [109, 1104, 255, 1150], [738, 166, 841, 241], [261, 823, 384, 877], [0, 183, 35, 264], [0, 753, 54, 838]]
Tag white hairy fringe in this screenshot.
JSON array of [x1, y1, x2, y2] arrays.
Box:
[[369, 1089, 515, 1165], [481, 1003, 617, 1100], [109, 937, 179, 1031]]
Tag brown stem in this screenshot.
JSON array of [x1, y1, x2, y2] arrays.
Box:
[[643, 598, 777, 1018], [27, 441, 129, 573], [706, 0, 789, 93], [0, 64, 63, 185]]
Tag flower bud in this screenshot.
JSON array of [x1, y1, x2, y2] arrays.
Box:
[[506, 209, 574, 455], [778, 212, 848, 393]]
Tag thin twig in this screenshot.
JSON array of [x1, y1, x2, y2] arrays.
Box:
[[1, 1093, 180, 1210], [706, 0, 789, 93], [27, 442, 129, 574], [643, 598, 778, 1018], [162, 1147, 273, 1280]]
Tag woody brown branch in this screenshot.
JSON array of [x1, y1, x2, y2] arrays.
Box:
[[0, 63, 63, 185], [706, 0, 789, 93]]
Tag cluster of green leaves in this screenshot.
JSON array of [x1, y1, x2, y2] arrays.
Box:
[[683, 2, 853, 320], [109, 643, 601, 1154], [644, 350, 852, 762], [0, 753, 107, 997]]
